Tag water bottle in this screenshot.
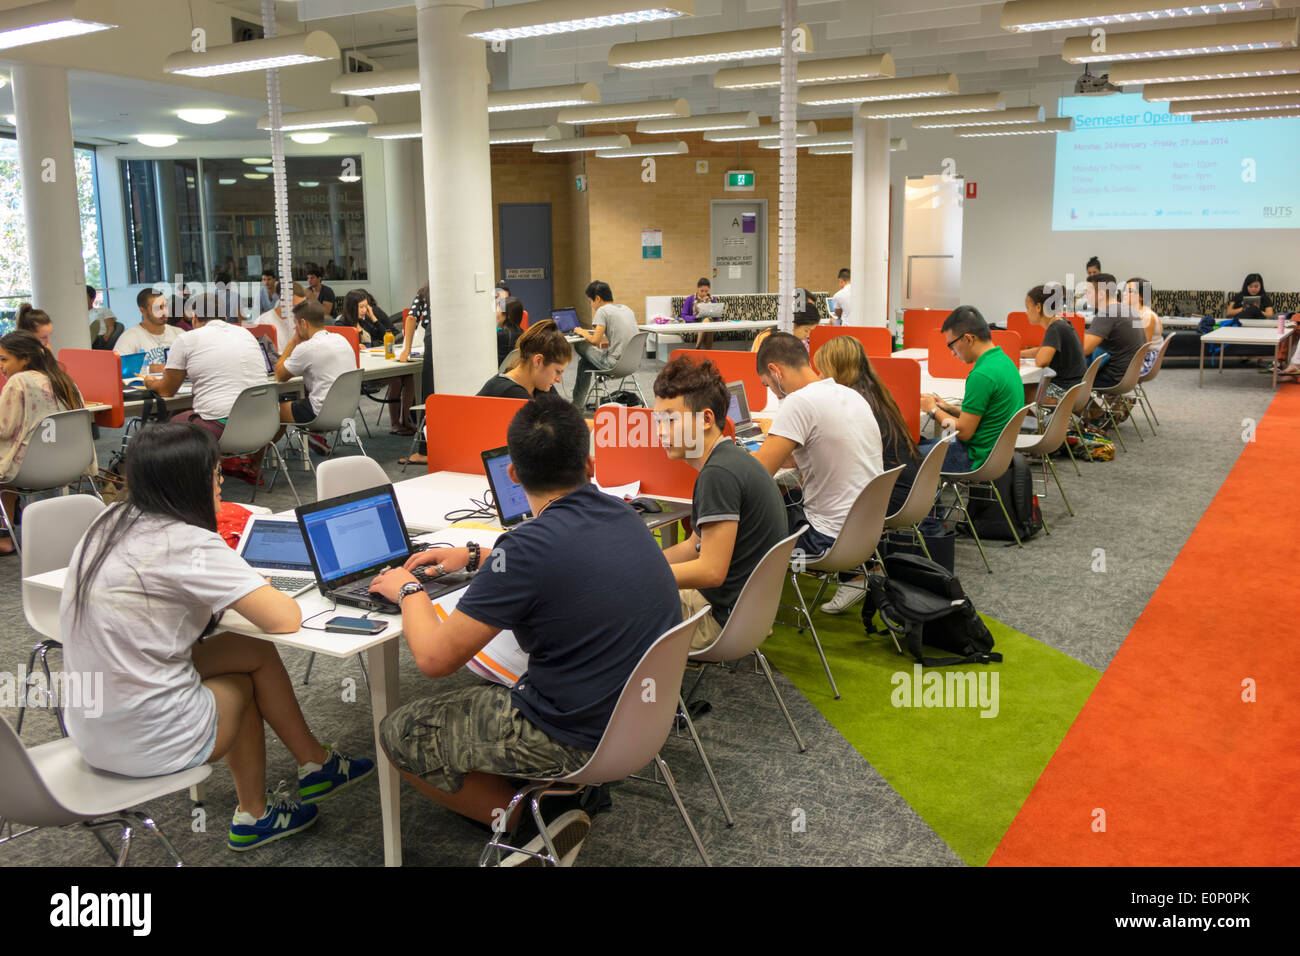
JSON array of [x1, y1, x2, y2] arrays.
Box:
[[1279, 313, 1286, 336], [384, 331, 395, 359]]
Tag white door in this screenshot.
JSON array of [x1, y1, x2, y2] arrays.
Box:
[[901, 174, 963, 310], [710, 200, 766, 294]]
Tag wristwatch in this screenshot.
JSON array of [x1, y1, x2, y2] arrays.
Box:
[[398, 582, 424, 602], [466, 542, 481, 573]]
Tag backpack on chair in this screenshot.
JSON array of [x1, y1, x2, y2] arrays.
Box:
[[863, 553, 1002, 667]]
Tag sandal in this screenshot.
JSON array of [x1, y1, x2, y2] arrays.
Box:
[[389, 426, 416, 436], [398, 454, 427, 467]]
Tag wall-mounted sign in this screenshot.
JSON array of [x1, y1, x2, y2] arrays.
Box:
[[696, 160, 709, 174], [641, 228, 662, 259], [725, 170, 755, 192], [505, 268, 545, 280], [575, 174, 587, 192]]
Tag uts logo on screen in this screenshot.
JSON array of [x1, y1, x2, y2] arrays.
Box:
[[1263, 206, 1293, 218]]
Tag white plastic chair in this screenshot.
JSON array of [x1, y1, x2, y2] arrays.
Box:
[[279, 368, 368, 482], [219, 383, 299, 505], [882, 437, 953, 562], [1093, 344, 1158, 451], [479, 607, 712, 867], [587, 331, 650, 408], [0, 715, 211, 866], [1063, 355, 1106, 472], [0, 408, 100, 556], [1016, 382, 1087, 524], [1135, 333, 1174, 431]]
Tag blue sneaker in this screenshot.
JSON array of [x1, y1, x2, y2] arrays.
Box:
[[298, 746, 376, 803], [228, 783, 319, 852]]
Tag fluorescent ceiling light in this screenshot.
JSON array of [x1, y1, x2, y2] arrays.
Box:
[[713, 54, 895, 90], [637, 110, 757, 133], [218, 178, 237, 185], [954, 117, 1075, 136], [703, 121, 818, 142], [1192, 106, 1300, 120], [532, 134, 631, 153], [1002, 0, 1275, 33], [799, 74, 959, 105], [242, 157, 271, 165], [1062, 17, 1298, 63], [609, 25, 809, 69], [135, 134, 178, 148], [806, 137, 909, 154], [1143, 74, 1300, 99], [462, 0, 694, 42], [595, 140, 689, 157], [339, 174, 361, 183], [298, 181, 320, 187], [255, 166, 274, 173], [165, 30, 339, 77], [258, 105, 377, 131], [177, 109, 228, 125], [244, 173, 268, 180], [331, 67, 420, 97], [367, 123, 421, 140], [758, 130, 854, 148], [557, 98, 689, 124], [1169, 92, 1300, 113], [0, 0, 117, 52], [488, 82, 599, 113], [1110, 49, 1300, 83], [289, 131, 332, 144], [912, 105, 1044, 128], [860, 93, 1004, 119], [490, 124, 561, 144]]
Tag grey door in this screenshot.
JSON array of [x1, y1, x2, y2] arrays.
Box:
[[498, 203, 553, 323], [710, 200, 766, 295]]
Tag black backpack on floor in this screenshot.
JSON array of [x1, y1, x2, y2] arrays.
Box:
[[863, 553, 1002, 667], [961, 452, 1042, 542]]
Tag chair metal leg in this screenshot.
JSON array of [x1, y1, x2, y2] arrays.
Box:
[[677, 694, 733, 826], [302, 652, 316, 685], [17, 640, 66, 737], [1045, 455, 1073, 517], [807, 573, 830, 612], [1140, 383, 1160, 427], [1063, 429, 1082, 476], [355, 652, 371, 696], [1136, 390, 1157, 437], [755, 650, 806, 753], [951, 484, 993, 574], [82, 818, 133, 864], [129, 811, 185, 867], [655, 753, 711, 867], [788, 570, 841, 699], [1104, 401, 1128, 453], [987, 481, 1023, 547], [355, 403, 373, 439], [266, 442, 300, 505], [0, 491, 21, 556]]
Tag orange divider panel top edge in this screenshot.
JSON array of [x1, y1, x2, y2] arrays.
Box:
[[1006, 311, 1043, 348], [868, 356, 922, 443], [926, 329, 970, 379], [902, 309, 950, 350], [324, 325, 361, 366], [58, 348, 124, 429], [669, 349, 765, 415], [990, 329, 1022, 362], [808, 326, 893, 372], [247, 323, 278, 347], [593, 405, 697, 499], [423, 395, 528, 475]]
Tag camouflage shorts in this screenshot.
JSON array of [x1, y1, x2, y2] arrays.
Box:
[[378, 683, 592, 793]]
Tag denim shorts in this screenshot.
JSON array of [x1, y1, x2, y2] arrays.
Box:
[[181, 714, 218, 771]]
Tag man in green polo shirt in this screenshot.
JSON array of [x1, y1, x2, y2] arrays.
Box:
[[918, 305, 1023, 473]]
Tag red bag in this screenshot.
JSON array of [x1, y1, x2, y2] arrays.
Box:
[[217, 501, 253, 550]]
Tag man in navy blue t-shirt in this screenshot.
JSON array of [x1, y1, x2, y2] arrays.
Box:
[[371, 394, 681, 861]]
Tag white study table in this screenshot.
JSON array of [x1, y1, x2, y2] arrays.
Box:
[[1198, 326, 1296, 388]]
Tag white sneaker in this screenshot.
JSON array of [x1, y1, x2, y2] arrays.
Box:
[[820, 581, 867, 615], [498, 809, 592, 867]]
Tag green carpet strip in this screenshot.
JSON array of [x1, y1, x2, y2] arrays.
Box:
[[761, 581, 1100, 866]]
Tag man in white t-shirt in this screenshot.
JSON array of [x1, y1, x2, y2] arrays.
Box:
[[752, 331, 883, 560], [115, 288, 181, 363], [832, 268, 853, 325], [143, 293, 268, 441], [275, 299, 356, 424]]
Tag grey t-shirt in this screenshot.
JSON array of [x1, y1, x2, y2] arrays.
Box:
[[691, 438, 787, 626], [1089, 307, 1146, 388], [594, 303, 638, 364]]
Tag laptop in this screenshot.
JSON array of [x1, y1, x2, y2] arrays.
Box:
[[725, 381, 764, 450], [236, 516, 316, 596], [295, 485, 476, 612], [695, 301, 726, 319], [550, 307, 581, 333], [256, 336, 280, 375], [119, 352, 147, 379], [482, 446, 533, 528]]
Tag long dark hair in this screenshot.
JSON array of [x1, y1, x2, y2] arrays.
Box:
[[342, 289, 389, 328], [0, 331, 83, 411], [501, 296, 524, 333], [69, 424, 222, 631], [1240, 273, 1266, 297], [813, 336, 919, 465]]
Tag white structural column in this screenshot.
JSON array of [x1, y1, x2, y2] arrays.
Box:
[[416, 0, 496, 394], [850, 115, 890, 328], [12, 64, 87, 351], [382, 138, 425, 307], [776, 0, 797, 333]]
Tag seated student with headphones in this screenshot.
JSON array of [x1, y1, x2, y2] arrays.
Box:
[[477, 318, 572, 399], [60, 423, 374, 851]]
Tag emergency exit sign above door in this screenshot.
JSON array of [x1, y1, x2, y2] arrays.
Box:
[[725, 170, 755, 192]]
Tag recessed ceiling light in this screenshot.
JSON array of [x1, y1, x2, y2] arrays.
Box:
[[255, 165, 274, 173], [0, 77, 7, 90], [243, 157, 272, 165], [339, 174, 361, 183], [298, 181, 320, 187], [177, 109, 228, 125], [219, 178, 237, 185], [3, 114, 14, 125], [244, 172, 268, 180], [136, 134, 179, 148], [289, 131, 331, 144]]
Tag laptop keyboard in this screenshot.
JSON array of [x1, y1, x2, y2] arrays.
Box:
[[269, 575, 313, 592]]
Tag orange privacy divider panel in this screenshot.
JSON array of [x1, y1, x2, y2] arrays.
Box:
[[808, 326, 893, 369], [669, 348, 765, 414], [902, 309, 950, 350], [1061, 313, 1085, 342], [59, 348, 124, 429], [1006, 312, 1041, 348], [868, 356, 921, 443], [423, 394, 528, 475], [324, 325, 360, 366], [592, 405, 697, 499], [247, 323, 278, 347], [520, 311, 529, 329], [926, 329, 970, 379], [991, 330, 1021, 361]]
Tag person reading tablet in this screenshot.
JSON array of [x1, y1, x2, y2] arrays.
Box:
[[1226, 273, 1274, 320]]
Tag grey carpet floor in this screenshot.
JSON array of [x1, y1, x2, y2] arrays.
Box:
[[0, 355, 1278, 867]]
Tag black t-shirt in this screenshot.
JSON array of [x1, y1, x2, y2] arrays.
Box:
[[691, 439, 787, 626], [497, 324, 522, 364], [1230, 291, 1272, 314], [1088, 307, 1146, 388], [456, 483, 681, 751], [475, 374, 556, 399], [316, 284, 337, 313], [1042, 318, 1086, 390]]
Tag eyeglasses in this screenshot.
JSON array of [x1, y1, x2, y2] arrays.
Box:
[[945, 334, 966, 354]]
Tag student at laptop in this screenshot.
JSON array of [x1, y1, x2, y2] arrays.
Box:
[[680, 277, 716, 350], [752, 290, 820, 353], [496, 296, 525, 366], [368, 395, 681, 861], [653, 356, 786, 650], [478, 318, 572, 399], [571, 280, 639, 410], [753, 331, 883, 560], [275, 300, 355, 424], [116, 288, 181, 360], [60, 424, 374, 851]]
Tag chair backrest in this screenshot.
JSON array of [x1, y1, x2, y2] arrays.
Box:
[[869, 356, 922, 442], [316, 456, 390, 500], [693, 531, 801, 664], [886, 436, 952, 527], [806, 465, 904, 572], [1028, 381, 1085, 456], [1073, 356, 1105, 414], [217, 383, 282, 457], [21, 494, 105, 638], [604, 331, 649, 378], [560, 607, 709, 786], [57, 348, 123, 429], [10, 409, 96, 492], [246, 323, 278, 347], [927, 329, 970, 379], [423, 394, 528, 475], [520, 310, 529, 330], [498, 348, 519, 375], [323, 325, 361, 366], [959, 406, 1031, 483], [0, 713, 88, 826], [1006, 311, 1042, 348], [1096, 341, 1154, 396], [990, 329, 1022, 361], [902, 308, 950, 349], [306, 367, 365, 433], [808, 325, 893, 368], [1139, 332, 1174, 384], [669, 347, 766, 414], [592, 404, 698, 498]]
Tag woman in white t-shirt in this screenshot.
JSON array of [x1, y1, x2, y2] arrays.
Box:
[[60, 423, 374, 852], [1124, 277, 1163, 376]]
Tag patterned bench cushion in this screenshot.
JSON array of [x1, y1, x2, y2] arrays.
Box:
[[662, 291, 832, 344]]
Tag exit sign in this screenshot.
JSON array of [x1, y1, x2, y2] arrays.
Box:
[[725, 170, 755, 191]]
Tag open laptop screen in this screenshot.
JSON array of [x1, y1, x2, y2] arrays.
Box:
[[725, 381, 751, 427], [550, 308, 580, 333], [239, 519, 313, 572], [482, 447, 532, 527], [299, 490, 409, 582]]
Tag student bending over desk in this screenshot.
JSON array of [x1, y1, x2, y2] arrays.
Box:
[[477, 318, 571, 399], [275, 300, 355, 425]]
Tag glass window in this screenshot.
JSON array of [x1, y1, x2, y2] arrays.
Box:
[[121, 157, 202, 285]]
